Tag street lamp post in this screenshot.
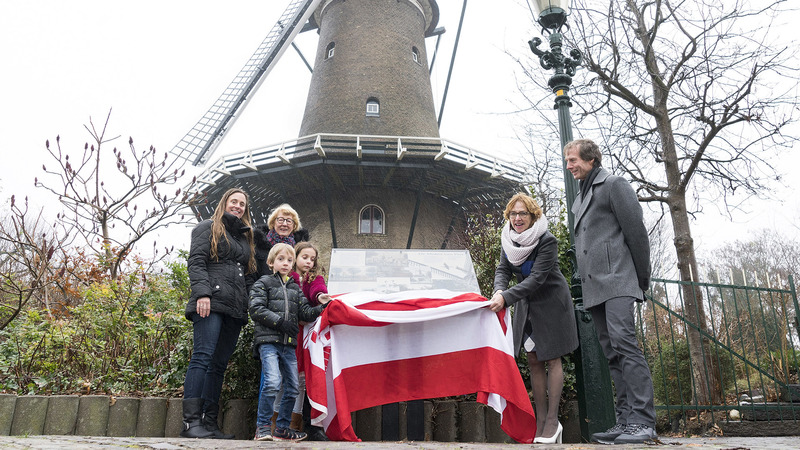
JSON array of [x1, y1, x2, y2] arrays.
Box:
[[527, 0, 616, 441]]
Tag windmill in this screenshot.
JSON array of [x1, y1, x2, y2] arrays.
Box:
[[177, 0, 524, 258]]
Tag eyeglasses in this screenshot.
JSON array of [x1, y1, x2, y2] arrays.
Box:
[[509, 211, 530, 218], [276, 217, 294, 225]]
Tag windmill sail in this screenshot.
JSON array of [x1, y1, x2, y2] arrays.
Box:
[[173, 0, 322, 166]]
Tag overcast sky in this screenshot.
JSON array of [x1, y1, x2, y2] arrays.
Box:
[[1, 0, 798, 262]]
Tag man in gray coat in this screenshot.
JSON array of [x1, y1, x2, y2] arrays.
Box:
[[565, 139, 657, 444]]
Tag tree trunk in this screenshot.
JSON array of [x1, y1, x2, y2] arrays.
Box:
[[654, 109, 721, 405], [668, 189, 722, 405]]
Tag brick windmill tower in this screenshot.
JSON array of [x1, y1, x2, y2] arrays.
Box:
[[174, 0, 523, 266]]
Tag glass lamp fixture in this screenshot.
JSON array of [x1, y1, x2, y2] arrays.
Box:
[[530, 0, 571, 31]]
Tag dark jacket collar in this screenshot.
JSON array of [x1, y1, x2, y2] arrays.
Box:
[[221, 212, 251, 235]]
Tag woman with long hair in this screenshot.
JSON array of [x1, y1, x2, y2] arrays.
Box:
[[181, 188, 257, 439]]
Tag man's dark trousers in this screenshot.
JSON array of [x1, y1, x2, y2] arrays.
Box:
[[590, 296, 656, 428]]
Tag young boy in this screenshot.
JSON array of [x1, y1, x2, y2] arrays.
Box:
[[249, 243, 329, 442]]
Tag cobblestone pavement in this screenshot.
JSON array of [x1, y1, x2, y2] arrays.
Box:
[[0, 436, 797, 449]]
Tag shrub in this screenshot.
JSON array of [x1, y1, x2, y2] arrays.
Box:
[[0, 259, 191, 395]]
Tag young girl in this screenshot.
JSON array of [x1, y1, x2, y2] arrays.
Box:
[[292, 242, 332, 307], [290, 242, 331, 441]]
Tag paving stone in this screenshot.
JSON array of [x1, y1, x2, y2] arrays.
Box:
[[2, 434, 800, 448]]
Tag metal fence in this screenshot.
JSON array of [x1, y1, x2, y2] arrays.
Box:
[[638, 275, 800, 429]]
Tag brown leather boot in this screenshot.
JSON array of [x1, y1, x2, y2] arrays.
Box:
[[270, 411, 278, 434], [290, 412, 304, 431]]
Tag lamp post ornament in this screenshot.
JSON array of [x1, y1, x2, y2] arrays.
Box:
[[527, 0, 582, 242], [527, 0, 616, 441]]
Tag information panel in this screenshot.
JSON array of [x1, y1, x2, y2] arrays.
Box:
[[327, 249, 480, 295]]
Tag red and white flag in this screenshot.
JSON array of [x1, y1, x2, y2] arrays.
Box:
[[299, 289, 536, 443]]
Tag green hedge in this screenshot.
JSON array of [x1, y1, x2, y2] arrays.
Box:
[[0, 260, 192, 396]]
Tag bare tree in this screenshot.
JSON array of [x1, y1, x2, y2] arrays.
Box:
[[0, 197, 65, 329], [518, 0, 798, 404], [514, 123, 566, 219], [33, 110, 192, 278], [703, 228, 800, 288]]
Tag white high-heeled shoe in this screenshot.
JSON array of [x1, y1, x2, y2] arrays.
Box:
[[533, 421, 563, 444]]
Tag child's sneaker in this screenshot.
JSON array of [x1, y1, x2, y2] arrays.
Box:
[[273, 427, 307, 442], [253, 424, 272, 441]]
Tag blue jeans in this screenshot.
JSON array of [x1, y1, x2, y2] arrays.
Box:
[[257, 343, 299, 429], [183, 312, 242, 406]]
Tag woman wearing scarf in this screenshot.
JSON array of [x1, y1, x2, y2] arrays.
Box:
[[254, 204, 309, 277], [489, 193, 579, 444]]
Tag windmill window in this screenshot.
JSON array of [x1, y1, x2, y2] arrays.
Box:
[[359, 205, 384, 234], [366, 98, 380, 117], [412, 46, 420, 63], [326, 42, 335, 59]]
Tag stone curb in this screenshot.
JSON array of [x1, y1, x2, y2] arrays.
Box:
[[0, 394, 519, 441], [136, 397, 167, 437], [485, 406, 512, 443], [76, 395, 109, 436], [107, 397, 139, 437], [356, 405, 382, 441], [44, 395, 80, 435], [458, 400, 486, 442], [0, 394, 18, 436], [433, 400, 457, 442], [11, 395, 48, 436], [165, 398, 183, 437], [221, 398, 252, 440]]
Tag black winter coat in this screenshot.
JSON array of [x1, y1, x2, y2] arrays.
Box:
[[253, 225, 310, 277], [186, 212, 255, 324], [249, 273, 325, 349]]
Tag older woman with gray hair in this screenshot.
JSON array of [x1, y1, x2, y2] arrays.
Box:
[[254, 203, 309, 277], [489, 192, 579, 444]]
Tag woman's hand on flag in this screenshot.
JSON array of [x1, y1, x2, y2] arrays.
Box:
[[489, 290, 506, 312]]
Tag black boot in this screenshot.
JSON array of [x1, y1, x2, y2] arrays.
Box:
[[202, 402, 235, 439], [303, 395, 328, 441], [180, 398, 214, 438]]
